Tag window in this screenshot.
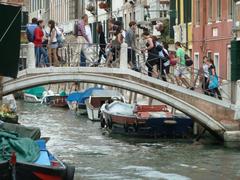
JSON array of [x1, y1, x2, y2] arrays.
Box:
[[207, 51, 212, 59], [195, 0, 200, 25], [194, 53, 199, 70], [214, 53, 220, 75], [217, 0, 222, 21], [184, 0, 192, 23], [236, 2, 240, 27], [208, 0, 213, 22], [228, 0, 233, 19]]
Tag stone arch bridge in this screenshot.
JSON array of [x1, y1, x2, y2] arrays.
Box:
[[1, 67, 240, 141]]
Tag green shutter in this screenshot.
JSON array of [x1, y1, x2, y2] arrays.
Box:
[[170, 0, 176, 39], [231, 40, 240, 81]]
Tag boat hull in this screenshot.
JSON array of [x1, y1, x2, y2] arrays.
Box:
[[104, 113, 193, 138], [0, 115, 18, 124], [23, 93, 42, 103], [48, 96, 68, 108], [0, 161, 75, 180]]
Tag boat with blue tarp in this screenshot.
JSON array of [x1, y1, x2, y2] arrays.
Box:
[[67, 87, 103, 114]]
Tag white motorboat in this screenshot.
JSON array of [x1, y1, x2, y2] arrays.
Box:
[[85, 89, 125, 121]]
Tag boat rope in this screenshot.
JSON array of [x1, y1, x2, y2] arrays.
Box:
[[0, 7, 22, 43]]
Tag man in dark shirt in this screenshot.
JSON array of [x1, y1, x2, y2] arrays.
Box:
[[125, 21, 138, 71]]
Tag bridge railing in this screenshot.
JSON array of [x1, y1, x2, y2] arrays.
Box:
[[19, 42, 236, 103]]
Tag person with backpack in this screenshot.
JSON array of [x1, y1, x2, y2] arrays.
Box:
[[174, 42, 194, 90], [156, 42, 174, 83], [33, 20, 49, 67], [26, 17, 38, 42], [141, 32, 159, 77], [206, 58, 222, 100], [125, 21, 138, 71], [47, 20, 59, 67]]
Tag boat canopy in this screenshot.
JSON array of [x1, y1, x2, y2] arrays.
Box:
[[67, 87, 103, 103], [23, 86, 46, 98], [91, 90, 122, 98], [107, 101, 134, 116], [0, 130, 40, 162]]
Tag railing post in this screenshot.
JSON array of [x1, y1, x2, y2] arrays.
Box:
[[234, 80, 240, 120], [27, 42, 35, 68], [120, 43, 128, 69]]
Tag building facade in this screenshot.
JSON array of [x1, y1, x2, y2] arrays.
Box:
[[233, 0, 240, 40], [173, 0, 192, 53], [192, 0, 233, 80], [0, 0, 23, 4], [28, 0, 50, 22]]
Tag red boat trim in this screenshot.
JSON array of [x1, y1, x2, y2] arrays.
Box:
[[34, 172, 62, 180]]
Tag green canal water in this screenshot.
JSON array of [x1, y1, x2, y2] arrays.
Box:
[[17, 101, 240, 180]]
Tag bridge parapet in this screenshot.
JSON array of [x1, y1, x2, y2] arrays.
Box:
[[1, 42, 240, 141]]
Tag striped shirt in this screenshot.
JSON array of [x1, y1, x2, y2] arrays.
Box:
[[78, 20, 89, 42]]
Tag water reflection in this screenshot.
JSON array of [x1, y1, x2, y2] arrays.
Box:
[[17, 101, 240, 180]]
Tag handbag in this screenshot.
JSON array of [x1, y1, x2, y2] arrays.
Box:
[[208, 75, 219, 89], [185, 54, 193, 67]]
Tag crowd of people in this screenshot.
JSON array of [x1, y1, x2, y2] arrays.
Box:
[[26, 18, 64, 67], [25, 14, 222, 100]]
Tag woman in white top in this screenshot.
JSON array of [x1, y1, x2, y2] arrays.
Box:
[[47, 20, 59, 66]]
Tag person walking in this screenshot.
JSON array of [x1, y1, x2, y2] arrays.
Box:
[[125, 21, 138, 71], [206, 58, 222, 100], [141, 32, 159, 77], [156, 42, 174, 83], [174, 42, 193, 89], [111, 26, 123, 65], [33, 20, 49, 67], [97, 23, 106, 64], [202, 56, 210, 95], [47, 20, 59, 67], [73, 14, 90, 66], [26, 17, 38, 43]]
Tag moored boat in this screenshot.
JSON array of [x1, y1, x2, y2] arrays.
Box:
[[100, 101, 193, 138], [85, 90, 125, 121], [23, 86, 46, 103], [49, 95, 68, 108], [66, 87, 103, 114], [0, 130, 75, 180]]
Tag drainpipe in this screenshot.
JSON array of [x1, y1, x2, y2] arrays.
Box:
[[185, 0, 188, 50], [96, 0, 98, 53], [202, 0, 207, 55]]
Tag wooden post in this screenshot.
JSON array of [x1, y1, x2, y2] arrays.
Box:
[[129, 91, 133, 104], [133, 92, 137, 103], [148, 97, 153, 105]]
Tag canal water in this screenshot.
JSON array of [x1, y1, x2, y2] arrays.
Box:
[[17, 101, 240, 180]]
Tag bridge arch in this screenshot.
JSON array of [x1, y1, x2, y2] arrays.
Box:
[[2, 68, 227, 138]]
